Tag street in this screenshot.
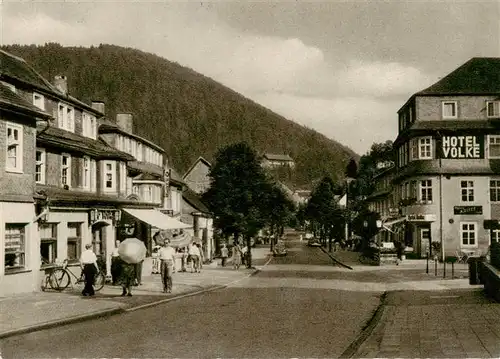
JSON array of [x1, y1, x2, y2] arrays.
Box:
[[1, 237, 382, 359]]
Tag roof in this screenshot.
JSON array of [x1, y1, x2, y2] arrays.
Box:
[[0, 50, 103, 116], [169, 167, 185, 187], [128, 161, 163, 177], [182, 156, 212, 180], [417, 58, 500, 96], [263, 153, 294, 162], [36, 124, 134, 160], [182, 187, 210, 215], [98, 121, 165, 153], [0, 82, 52, 119]]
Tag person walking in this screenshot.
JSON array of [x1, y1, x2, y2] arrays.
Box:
[[220, 244, 229, 267], [119, 262, 136, 297], [188, 242, 201, 273], [80, 243, 99, 297], [232, 241, 242, 270], [159, 239, 176, 293], [110, 240, 122, 285]]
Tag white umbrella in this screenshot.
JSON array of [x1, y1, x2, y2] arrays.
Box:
[[118, 237, 147, 264]]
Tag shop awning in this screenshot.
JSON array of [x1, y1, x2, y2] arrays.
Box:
[[123, 208, 192, 230]]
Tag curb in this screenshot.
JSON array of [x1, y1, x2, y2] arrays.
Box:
[[339, 291, 387, 359], [319, 247, 354, 270], [0, 307, 125, 340]]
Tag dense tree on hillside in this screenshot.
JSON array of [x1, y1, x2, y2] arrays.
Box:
[[2, 43, 357, 188], [203, 142, 271, 268]]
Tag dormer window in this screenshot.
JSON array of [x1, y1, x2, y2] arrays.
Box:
[[442, 101, 457, 119], [82, 112, 97, 139], [58, 103, 75, 132], [487, 101, 500, 118], [33, 92, 45, 110]]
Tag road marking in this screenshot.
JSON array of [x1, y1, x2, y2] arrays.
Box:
[[429, 295, 459, 299]]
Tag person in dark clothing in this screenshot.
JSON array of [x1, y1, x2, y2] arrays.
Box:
[[80, 243, 99, 297], [119, 262, 136, 296]]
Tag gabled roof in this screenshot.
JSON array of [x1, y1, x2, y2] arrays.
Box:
[[417, 57, 500, 96], [37, 124, 134, 160], [182, 156, 212, 180], [182, 187, 210, 215], [263, 153, 294, 162], [0, 50, 103, 116], [169, 167, 185, 187], [0, 83, 52, 119]]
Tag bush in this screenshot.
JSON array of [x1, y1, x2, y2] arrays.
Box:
[[490, 242, 500, 270]]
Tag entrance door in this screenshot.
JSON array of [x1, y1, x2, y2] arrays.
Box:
[[92, 223, 108, 258], [420, 227, 431, 257]]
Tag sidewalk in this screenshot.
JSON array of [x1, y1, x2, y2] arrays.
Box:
[[0, 246, 272, 339]]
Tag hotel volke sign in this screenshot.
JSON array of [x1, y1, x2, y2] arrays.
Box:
[[440, 135, 484, 159]]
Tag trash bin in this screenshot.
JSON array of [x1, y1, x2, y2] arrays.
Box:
[[468, 257, 482, 285]]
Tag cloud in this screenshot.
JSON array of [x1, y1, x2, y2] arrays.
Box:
[[1, 3, 436, 154]]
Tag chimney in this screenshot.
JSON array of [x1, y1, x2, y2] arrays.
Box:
[[91, 101, 105, 115], [53, 75, 68, 95], [116, 113, 133, 134]]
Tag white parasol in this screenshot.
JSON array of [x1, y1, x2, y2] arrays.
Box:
[[118, 237, 147, 264]]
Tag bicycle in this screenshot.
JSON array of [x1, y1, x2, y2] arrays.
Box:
[[41, 259, 105, 292]]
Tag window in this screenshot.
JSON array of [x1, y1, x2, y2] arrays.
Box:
[[131, 140, 136, 157], [6, 122, 23, 173], [33, 92, 45, 110], [57, 103, 75, 132], [91, 159, 97, 192], [461, 180, 474, 202], [420, 180, 433, 203], [40, 223, 57, 265], [137, 143, 143, 161], [144, 185, 152, 201], [82, 156, 91, 190], [67, 222, 82, 262], [488, 136, 500, 159], [487, 101, 500, 118], [491, 180, 500, 202], [103, 161, 116, 191], [492, 229, 500, 243], [82, 112, 97, 139], [61, 154, 71, 187], [418, 137, 432, 159], [5, 224, 25, 270], [133, 185, 139, 195], [461, 222, 477, 247], [442, 101, 457, 119], [35, 149, 46, 184], [119, 162, 126, 193]]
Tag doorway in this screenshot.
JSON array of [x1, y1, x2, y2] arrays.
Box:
[[420, 226, 431, 257], [92, 222, 109, 258]]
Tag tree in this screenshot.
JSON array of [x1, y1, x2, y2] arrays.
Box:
[[203, 142, 271, 268], [263, 183, 296, 251], [306, 176, 344, 252]]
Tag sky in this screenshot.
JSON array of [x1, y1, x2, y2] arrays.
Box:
[[2, 1, 500, 155]]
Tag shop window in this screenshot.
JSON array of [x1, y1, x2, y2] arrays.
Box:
[[40, 223, 57, 265], [420, 180, 433, 203], [490, 180, 500, 202], [5, 224, 26, 270], [67, 222, 82, 262], [460, 180, 474, 202], [461, 222, 477, 247]]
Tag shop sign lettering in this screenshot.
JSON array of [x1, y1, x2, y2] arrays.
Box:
[[406, 214, 437, 222], [89, 209, 121, 225], [441, 135, 483, 159], [454, 206, 482, 215]]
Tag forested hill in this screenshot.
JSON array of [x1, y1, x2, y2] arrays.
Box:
[[3, 43, 358, 188]]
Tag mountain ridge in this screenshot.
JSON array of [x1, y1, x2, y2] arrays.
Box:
[[2, 43, 358, 189]]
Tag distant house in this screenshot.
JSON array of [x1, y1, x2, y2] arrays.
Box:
[[183, 156, 211, 195], [261, 153, 295, 168]]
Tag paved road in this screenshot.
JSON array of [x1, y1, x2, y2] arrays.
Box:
[[1, 237, 382, 359]]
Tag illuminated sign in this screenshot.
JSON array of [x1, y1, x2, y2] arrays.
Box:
[[441, 135, 483, 159]]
